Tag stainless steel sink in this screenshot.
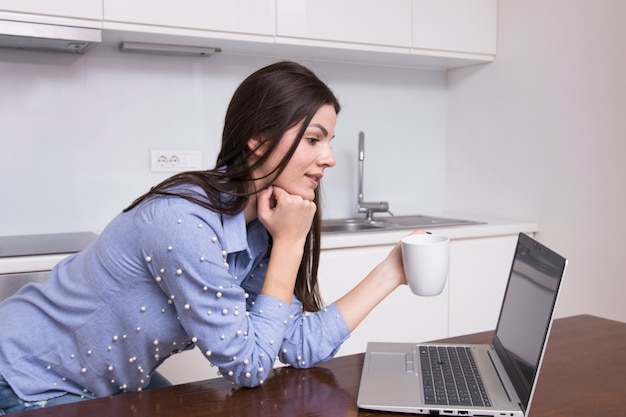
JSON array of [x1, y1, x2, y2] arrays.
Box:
[[320, 219, 387, 233], [374, 215, 482, 228], [321, 215, 484, 234]]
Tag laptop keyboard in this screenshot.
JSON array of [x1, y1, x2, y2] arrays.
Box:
[[419, 346, 492, 407]]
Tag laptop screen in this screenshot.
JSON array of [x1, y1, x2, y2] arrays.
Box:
[[492, 233, 567, 410]]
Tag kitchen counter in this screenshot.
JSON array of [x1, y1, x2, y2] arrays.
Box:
[[0, 215, 534, 384], [0, 232, 98, 274], [321, 214, 539, 250], [0, 216, 538, 274], [316, 214, 541, 358], [0, 254, 71, 274]]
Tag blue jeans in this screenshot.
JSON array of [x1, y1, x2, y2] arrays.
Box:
[[0, 373, 171, 415]]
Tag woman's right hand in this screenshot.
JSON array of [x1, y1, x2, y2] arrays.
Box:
[[256, 185, 317, 247], [257, 185, 317, 305]]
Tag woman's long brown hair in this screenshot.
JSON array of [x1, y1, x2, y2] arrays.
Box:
[[125, 61, 341, 312]]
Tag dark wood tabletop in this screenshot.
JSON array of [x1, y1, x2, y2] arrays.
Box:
[[13, 314, 626, 416]]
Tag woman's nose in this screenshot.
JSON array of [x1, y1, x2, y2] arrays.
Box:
[[319, 145, 336, 167]]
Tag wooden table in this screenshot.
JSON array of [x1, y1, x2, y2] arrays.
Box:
[[14, 314, 626, 416]]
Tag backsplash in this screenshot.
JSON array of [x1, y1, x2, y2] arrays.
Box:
[[0, 45, 446, 235]]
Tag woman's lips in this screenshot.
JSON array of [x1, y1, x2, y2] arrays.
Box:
[[306, 174, 321, 187]]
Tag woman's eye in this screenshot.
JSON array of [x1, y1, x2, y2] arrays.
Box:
[[306, 137, 319, 144]]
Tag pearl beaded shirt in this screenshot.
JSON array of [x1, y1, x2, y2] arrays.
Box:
[[0, 187, 349, 401]]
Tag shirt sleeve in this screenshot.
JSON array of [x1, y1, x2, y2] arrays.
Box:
[[138, 206, 290, 387], [277, 297, 351, 368]]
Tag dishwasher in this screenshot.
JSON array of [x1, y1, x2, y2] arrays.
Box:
[[0, 232, 98, 302]]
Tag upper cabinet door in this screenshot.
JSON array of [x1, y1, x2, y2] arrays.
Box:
[[412, 0, 497, 55], [104, 0, 274, 36], [0, 0, 102, 20], [276, 0, 412, 48]]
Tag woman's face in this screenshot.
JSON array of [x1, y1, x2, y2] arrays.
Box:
[[253, 104, 337, 201]]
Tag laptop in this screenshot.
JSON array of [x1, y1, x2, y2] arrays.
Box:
[[357, 232, 567, 416]]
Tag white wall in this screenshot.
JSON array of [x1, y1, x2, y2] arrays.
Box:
[[4, 1, 622, 324], [0, 47, 446, 236], [446, 0, 626, 322]]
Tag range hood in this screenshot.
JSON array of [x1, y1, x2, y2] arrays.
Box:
[[0, 19, 101, 53]]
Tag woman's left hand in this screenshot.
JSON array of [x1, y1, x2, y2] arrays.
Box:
[[334, 229, 428, 331], [380, 229, 430, 287]]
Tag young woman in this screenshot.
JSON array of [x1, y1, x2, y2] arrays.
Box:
[[0, 61, 410, 413]]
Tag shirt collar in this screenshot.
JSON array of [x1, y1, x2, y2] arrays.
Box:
[[221, 211, 269, 261]]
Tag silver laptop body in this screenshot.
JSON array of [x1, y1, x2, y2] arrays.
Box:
[[357, 233, 567, 416]]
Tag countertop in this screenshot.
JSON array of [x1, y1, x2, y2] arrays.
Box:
[[0, 232, 98, 274], [320, 214, 539, 250], [0, 215, 539, 274]]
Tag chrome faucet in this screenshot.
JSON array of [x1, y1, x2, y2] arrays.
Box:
[[357, 131, 392, 221]]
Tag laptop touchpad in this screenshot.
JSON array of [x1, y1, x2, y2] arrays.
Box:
[[369, 352, 407, 372]]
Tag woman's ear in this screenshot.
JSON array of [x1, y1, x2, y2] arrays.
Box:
[[247, 136, 266, 157]]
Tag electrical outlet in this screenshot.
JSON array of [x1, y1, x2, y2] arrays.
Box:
[[150, 150, 203, 172]]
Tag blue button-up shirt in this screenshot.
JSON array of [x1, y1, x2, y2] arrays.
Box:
[[0, 189, 350, 401]]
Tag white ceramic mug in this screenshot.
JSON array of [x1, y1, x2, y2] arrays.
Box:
[[401, 233, 450, 296]]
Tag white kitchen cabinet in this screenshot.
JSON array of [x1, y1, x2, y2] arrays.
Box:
[[158, 243, 446, 385], [155, 220, 538, 384], [0, 0, 102, 27], [156, 347, 219, 385], [1, 0, 496, 69], [318, 244, 449, 357], [448, 234, 519, 337], [318, 231, 527, 357], [276, 0, 412, 49], [275, 0, 495, 66], [99, 0, 495, 69], [276, 0, 496, 58], [412, 0, 497, 56], [157, 234, 518, 383], [104, 0, 274, 37]]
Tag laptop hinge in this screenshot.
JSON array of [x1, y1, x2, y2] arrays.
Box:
[[487, 349, 524, 412]]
